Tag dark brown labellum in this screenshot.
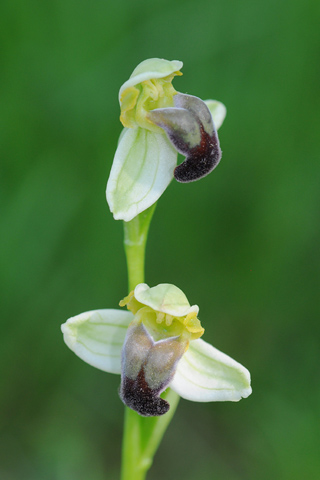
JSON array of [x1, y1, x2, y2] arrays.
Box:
[[148, 93, 222, 183], [120, 369, 170, 416], [120, 321, 185, 417], [174, 126, 221, 183]]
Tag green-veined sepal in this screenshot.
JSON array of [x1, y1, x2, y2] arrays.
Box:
[[171, 338, 252, 402], [106, 127, 177, 221], [61, 309, 133, 374]]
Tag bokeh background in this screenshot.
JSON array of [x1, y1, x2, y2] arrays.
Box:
[[1, 0, 319, 478]]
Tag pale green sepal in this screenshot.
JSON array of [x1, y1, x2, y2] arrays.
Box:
[[134, 283, 199, 317], [119, 58, 183, 101], [204, 100, 227, 130], [118, 127, 128, 145], [106, 127, 177, 222], [61, 309, 133, 374], [171, 338, 252, 402]]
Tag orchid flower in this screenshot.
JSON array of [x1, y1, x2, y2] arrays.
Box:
[[106, 58, 227, 222], [62, 283, 251, 417]]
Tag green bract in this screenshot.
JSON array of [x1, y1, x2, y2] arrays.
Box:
[[61, 283, 252, 416], [106, 58, 227, 222]]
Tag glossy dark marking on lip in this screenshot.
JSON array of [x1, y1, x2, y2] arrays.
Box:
[[120, 367, 169, 416]]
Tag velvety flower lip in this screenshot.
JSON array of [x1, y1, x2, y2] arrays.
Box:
[[120, 320, 186, 416], [148, 93, 222, 183], [61, 283, 252, 417]]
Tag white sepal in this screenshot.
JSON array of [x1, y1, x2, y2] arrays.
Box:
[[204, 100, 227, 130], [171, 338, 252, 402], [61, 309, 133, 374], [106, 127, 177, 222]]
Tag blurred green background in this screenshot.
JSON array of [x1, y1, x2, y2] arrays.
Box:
[[1, 0, 319, 478]]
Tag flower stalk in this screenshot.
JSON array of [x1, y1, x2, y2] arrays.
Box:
[[121, 205, 179, 480], [123, 203, 156, 292], [121, 390, 180, 480]]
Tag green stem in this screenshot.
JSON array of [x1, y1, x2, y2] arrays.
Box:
[[120, 204, 180, 480], [123, 203, 156, 292], [121, 390, 180, 480]]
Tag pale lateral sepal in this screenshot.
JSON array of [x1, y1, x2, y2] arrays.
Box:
[[106, 127, 177, 221], [61, 309, 134, 374], [204, 100, 227, 130], [171, 338, 252, 402]]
